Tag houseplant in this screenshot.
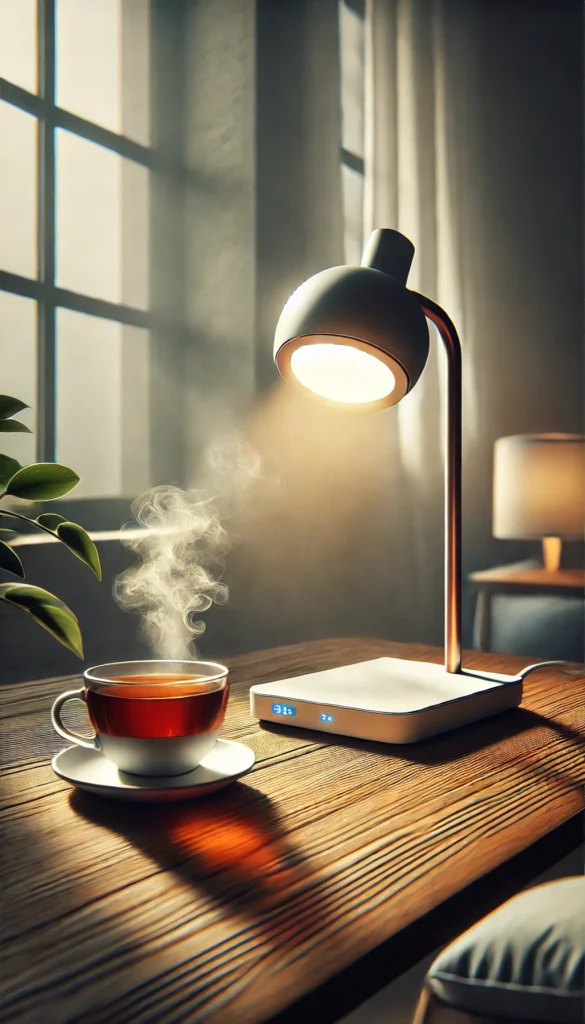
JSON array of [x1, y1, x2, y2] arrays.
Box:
[[0, 394, 101, 658]]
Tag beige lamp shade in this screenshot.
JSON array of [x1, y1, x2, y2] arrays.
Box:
[[493, 434, 585, 540]]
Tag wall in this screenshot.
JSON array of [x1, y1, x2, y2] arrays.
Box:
[[181, 0, 257, 475], [255, 0, 344, 391]]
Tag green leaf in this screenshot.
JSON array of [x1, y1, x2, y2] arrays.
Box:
[[56, 521, 102, 580], [36, 513, 68, 531], [0, 420, 32, 434], [5, 463, 79, 500], [0, 395, 29, 420], [0, 454, 21, 487], [0, 540, 25, 578], [0, 584, 83, 658]]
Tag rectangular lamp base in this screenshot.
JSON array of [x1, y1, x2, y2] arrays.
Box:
[[249, 657, 523, 744]]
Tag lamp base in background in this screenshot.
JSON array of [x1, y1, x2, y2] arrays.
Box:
[[249, 657, 522, 744], [542, 536, 562, 572]]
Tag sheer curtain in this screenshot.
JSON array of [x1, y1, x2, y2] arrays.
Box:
[[363, 0, 482, 644]]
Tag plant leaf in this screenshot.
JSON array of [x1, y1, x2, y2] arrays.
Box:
[[0, 584, 82, 657], [0, 395, 29, 420], [37, 513, 68, 531], [0, 420, 32, 433], [5, 463, 79, 500], [0, 454, 21, 487], [0, 540, 25, 578], [56, 522, 102, 580]]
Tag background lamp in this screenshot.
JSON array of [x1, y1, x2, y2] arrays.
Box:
[[250, 229, 553, 744], [494, 434, 585, 572]]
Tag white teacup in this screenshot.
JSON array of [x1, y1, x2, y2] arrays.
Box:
[[51, 659, 229, 777]]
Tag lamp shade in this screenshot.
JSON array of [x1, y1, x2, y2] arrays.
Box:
[[273, 232, 430, 409], [493, 434, 585, 540]]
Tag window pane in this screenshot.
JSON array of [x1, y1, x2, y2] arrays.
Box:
[[342, 163, 364, 265], [56, 130, 149, 309], [0, 0, 37, 93], [0, 292, 36, 466], [0, 102, 37, 278], [57, 310, 150, 498], [56, 0, 150, 145], [339, 0, 365, 159]]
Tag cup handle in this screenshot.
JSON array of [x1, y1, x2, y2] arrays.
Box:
[[51, 688, 99, 750]]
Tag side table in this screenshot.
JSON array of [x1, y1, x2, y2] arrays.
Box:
[[469, 560, 585, 653]]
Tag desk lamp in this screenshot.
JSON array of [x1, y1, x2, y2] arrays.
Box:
[[250, 229, 542, 743], [493, 434, 585, 572]]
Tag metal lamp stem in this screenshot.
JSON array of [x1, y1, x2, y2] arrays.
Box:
[[410, 292, 463, 674]]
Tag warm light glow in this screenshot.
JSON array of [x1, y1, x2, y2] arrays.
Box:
[[290, 342, 396, 404]]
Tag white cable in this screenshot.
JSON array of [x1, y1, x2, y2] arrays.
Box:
[[517, 660, 584, 681]]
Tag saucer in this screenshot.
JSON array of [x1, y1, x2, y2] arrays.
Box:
[[52, 739, 255, 802]]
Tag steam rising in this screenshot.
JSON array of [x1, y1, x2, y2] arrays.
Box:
[[115, 436, 262, 660]]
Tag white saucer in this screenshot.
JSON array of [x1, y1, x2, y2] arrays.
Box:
[[52, 739, 255, 802]]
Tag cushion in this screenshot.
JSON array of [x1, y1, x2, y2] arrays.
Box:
[[427, 876, 585, 1023]]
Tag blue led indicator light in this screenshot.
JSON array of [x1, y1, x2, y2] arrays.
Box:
[[319, 713, 334, 723], [272, 703, 296, 717]]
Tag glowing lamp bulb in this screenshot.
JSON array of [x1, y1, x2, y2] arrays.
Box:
[[289, 342, 396, 405]]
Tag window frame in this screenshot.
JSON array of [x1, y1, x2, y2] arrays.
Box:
[[0, 0, 158, 463], [340, 0, 365, 176], [339, 0, 366, 263]]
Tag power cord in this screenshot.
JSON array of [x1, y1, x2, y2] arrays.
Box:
[[517, 660, 584, 681]]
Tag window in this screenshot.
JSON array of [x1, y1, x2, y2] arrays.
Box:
[[0, 0, 151, 497], [339, 0, 366, 265]]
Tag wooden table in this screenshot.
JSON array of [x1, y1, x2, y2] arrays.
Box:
[[469, 561, 585, 651], [1, 639, 584, 1024]]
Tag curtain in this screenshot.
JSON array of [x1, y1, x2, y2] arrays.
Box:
[[363, 0, 483, 645], [362, 0, 583, 649]]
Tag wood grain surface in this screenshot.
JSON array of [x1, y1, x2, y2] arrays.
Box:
[[1, 638, 584, 1024]]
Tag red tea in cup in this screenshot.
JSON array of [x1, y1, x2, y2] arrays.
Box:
[[86, 674, 229, 739]]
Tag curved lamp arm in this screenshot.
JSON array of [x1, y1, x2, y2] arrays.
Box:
[[409, 292, 462, 674]]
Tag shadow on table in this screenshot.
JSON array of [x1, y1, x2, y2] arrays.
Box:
[[70, 782, 325, 923], [260, 705, 584, 784]]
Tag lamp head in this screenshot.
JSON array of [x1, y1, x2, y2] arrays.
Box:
[[273, 229, 429, 409]]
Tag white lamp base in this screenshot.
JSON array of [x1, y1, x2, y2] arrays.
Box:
[[249, 657, 522, 744]]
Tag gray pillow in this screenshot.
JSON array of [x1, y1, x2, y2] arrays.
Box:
[[427, 877, 585, 1023]]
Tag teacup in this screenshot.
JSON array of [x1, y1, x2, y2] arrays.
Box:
[[51, 659, 229, 776]]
